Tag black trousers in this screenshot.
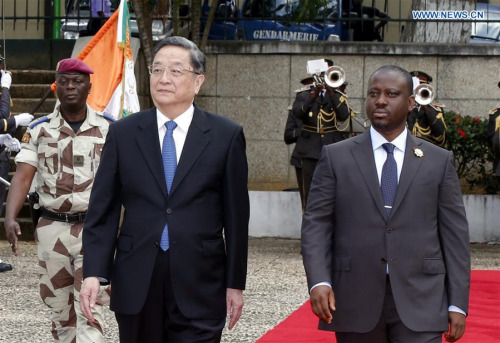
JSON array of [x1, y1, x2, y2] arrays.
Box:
[[301, 158, 318, 209], [115, 250, 225, 343], [294, 166, 305, 212], [335, 277, 442, 343]]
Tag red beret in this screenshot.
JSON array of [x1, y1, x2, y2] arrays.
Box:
[[56, 58, 94, 74]]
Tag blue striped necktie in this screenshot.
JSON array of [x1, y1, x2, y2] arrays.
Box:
[[381, 143, 398, 218], [160, 120, 177, 251]]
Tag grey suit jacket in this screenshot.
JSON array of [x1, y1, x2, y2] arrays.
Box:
[[301, 129, 470, 333]]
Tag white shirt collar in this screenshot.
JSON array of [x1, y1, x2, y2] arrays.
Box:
[[156, 104, 194, 133], [370, 126, 407, 153]]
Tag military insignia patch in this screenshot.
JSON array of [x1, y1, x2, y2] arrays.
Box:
[[21, 132, 30, 143]]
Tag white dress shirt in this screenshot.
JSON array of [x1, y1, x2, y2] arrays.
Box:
[[156, 105, 194, 162]]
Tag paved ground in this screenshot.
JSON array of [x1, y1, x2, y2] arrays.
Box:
[[0, 239, 498, 342]]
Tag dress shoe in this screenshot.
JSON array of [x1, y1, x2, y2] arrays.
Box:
[[0, 262, 13, 272]]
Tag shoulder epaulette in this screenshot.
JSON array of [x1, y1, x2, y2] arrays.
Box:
[[29, 116, 49, 129], [295, 85, 313, 93], [430, 103, 445, 110], [489, 108, 500, 115], [102, 113, 116, 122], [334, 89, 348, 97]]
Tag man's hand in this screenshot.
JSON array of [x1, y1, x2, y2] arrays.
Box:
[[444, 311, 466, 342], [310, 285, 336, 324], [1, 70, 11, 89], [80, 277, 101, 323], [14, 113, 34, 127], [4, 219, 21, 256], [226, 288, 244, 330]]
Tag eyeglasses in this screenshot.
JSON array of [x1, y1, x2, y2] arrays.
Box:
[[148, 65, 200, 78]]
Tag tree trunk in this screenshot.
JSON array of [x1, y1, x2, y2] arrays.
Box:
[[173, 0, 181, 35], [131, 0, 154, 65], [401, 0, 474, 43], [200, 0, 218, 51], [191, 0, 202, 46]]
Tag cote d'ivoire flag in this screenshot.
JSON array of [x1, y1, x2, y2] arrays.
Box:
[[75, 0, 140, 119]]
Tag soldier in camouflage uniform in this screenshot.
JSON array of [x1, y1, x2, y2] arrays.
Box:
[[4, 58, 113, 343], [408, 71, 447, 147]]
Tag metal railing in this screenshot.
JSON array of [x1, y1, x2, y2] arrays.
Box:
[[1, 0, 500, 43]]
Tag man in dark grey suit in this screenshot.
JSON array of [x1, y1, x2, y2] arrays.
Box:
[[79, 36, 249, 343], [301, 65, 470, 342]]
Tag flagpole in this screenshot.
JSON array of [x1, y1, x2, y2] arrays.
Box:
[[119, 50, 126, 119]]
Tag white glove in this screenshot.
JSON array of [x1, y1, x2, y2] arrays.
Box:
[[14, 113, 34, 127], [0, 134, 12, 146], [5, 137, 21, 152], [1, 70, 11, 89]]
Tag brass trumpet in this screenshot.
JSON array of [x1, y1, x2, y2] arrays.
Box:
[[414, 84, 434, 105], [324, 66, 346, 89]]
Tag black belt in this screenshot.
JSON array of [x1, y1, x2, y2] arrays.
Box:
[[40, 208, 87, 223]]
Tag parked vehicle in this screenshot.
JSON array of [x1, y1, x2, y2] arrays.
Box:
[[203, 0, 347, 41], [61, 0, 171, 40], [62, 0, 347, 42]]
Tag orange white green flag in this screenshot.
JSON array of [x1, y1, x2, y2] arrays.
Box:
[[75, 0, 140, 119]]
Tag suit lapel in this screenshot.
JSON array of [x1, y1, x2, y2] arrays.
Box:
[[169, 106, 211, 196], [391, 132, 424, 217], [351, 131, 387, 220], [136, 109, 169, 199]]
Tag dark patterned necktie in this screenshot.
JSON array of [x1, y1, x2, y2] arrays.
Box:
[[381, 143, 398, 217], [160, 121, 177, 251]]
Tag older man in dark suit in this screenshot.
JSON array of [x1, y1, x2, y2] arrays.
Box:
[[79, 36, 249, 343], [302, 65, 470, 342]]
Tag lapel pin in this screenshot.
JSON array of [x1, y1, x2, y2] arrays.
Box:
[[413, 147, 424, 158]]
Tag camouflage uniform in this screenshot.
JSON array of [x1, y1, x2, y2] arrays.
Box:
[[15, 104, 112, 343]]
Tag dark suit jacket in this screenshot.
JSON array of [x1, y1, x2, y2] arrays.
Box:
[[83, 105, 250, 319], [301, 130, 470, 333]]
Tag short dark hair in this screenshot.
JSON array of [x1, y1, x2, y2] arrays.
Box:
[[152, 36, 206, 75], [369, 65, 413, 96]]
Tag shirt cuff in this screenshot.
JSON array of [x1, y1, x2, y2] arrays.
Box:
[[310, 282, 332, 293], [449, 305, 466, 316]]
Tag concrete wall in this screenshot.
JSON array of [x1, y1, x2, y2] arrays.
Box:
[[194, 41, 500, 190], [250, 192, 500, 243], [6, 40, 500, 191]]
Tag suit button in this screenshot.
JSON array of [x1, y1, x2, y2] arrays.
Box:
[[154, 241, 159, 248], [387, 227, 393, 233], [380, 258, 387, 264], [166, 208, 172, 214]]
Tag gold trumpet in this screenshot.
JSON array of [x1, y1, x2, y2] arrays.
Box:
[[414, 84, 434, 105], [324, 66, 346, 89]]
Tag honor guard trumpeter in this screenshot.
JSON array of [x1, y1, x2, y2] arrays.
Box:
[[408, 70, 447, 147], [284, 77, 311, 211], [292, 59, 356, 207], [487, 81, 500, 178]]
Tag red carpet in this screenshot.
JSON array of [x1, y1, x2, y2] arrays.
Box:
[[257, 270, 500, 343]]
